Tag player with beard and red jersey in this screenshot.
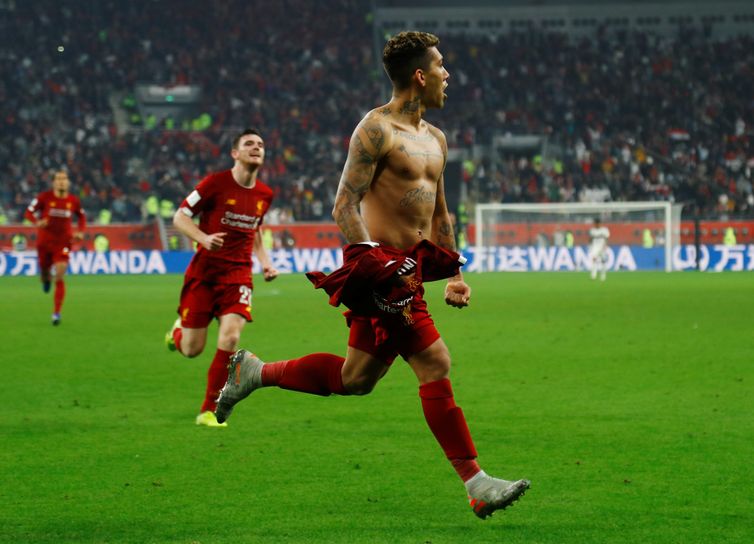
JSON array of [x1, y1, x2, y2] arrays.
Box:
[[24, 170, 86, 325], [165, 128, 278, 427]]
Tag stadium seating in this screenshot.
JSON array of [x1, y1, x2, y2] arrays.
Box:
[[0, 0, 751, 222]]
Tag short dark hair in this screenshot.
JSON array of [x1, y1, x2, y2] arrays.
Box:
[[382, 31, 440, 90], [231, 128, 263, 150]]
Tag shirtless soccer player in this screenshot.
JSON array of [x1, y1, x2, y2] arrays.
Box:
[[166, 128, 278, 427], [216, 32, 530, 518]]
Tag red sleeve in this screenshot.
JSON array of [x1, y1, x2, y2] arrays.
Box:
[[24, 193, 44, 223], [257, 185, 274, 227], [74, 197, 86, 231], [259, 195, 272, 227], [178, 175, 214, 218]]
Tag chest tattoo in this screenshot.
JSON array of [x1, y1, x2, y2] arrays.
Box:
[[398, 144, 444, 160], [393, 129, 434, 142]]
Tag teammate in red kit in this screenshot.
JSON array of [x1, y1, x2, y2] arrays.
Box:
[[215, 32, 529, 518], [24, 170, 86, 325], [165, 128, 278, 427]]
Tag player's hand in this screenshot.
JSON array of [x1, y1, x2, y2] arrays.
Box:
[[263, 266, 279, 282], [201, 232, 227, 251], [72, 231, 84, 241], [37, 218, 49, 228], [445, 280, 471, 308]]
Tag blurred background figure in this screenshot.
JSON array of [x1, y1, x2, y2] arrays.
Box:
[[23, 170, 86, 324], [588, 217, 610, 281]]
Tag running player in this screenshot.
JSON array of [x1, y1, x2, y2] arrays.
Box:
[[216, 32, 530, 518], [166, 128, 278, 427], [24, 170, 86, 325]]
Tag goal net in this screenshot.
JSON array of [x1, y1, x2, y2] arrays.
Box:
[[473, 202, 683, 272]]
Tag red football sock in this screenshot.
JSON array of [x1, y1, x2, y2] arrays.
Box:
[[452, 458, 482, 482], [419, 378, 481, 482], [172, 327, 184, 355], [200, 349, 232, 413], [261, 353, 348, 396], [53, 279, 65, 313]]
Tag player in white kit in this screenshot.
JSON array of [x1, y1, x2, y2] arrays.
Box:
[[588, 218, 610, 281]]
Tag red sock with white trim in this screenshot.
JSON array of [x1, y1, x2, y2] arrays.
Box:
[[419, 378, 481, 482], [201, 349, 232, 412], [261, 353, 348, 396]]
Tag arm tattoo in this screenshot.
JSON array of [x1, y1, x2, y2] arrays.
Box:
[[334, 203, 368, 242], [353, 123, 384, 164], [365, 127, 384, 153], [435, 221, 456, 251], [344, 180, 368, 199], [342, 125, 383, 195], [354, 135, 375, 165], [331, 121, 386, 243]]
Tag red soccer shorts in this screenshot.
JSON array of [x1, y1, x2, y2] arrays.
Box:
[[177, 277, 253, 328], [346, 292, 441, 365], [37, 243, 70, 270]]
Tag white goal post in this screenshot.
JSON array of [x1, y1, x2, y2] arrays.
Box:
[[474, 201, 683, 272]]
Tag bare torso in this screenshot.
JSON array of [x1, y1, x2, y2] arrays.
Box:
[[330, 44, 470, 316], [358, 108, 447, 249], [333, 98, 456, 256], [363, 118, 444, 248]]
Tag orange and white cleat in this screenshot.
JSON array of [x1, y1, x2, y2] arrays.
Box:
[[466, 473, 530, 520], [214, 349, 264, 424]]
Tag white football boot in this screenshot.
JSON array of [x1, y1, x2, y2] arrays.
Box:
[[214, 349, 264, 423]]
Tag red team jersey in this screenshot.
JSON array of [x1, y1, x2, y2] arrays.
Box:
[[180, 170, 273, 285], [24, 190, 86, 248]]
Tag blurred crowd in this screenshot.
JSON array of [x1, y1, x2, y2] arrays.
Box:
[[0, 0, 752, 224], [0, 0, 377, 224], [439, 29, 754, 218]]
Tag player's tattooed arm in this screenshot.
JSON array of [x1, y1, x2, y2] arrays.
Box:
[[332, 118, 390, 243], [428, 127, 469, 306], [436, 171, 470, 308], [429, 126, 455, 252], [432, 173, 456, 252]]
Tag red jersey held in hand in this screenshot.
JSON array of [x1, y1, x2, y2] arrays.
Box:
[[179, 170, 273, 284], [24, 191, 86, 248]]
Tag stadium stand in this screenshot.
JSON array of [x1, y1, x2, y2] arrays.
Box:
[[0, 0, 752, 224]]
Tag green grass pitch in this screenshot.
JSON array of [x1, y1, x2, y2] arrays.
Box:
[[1, 271, 752, 543]]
